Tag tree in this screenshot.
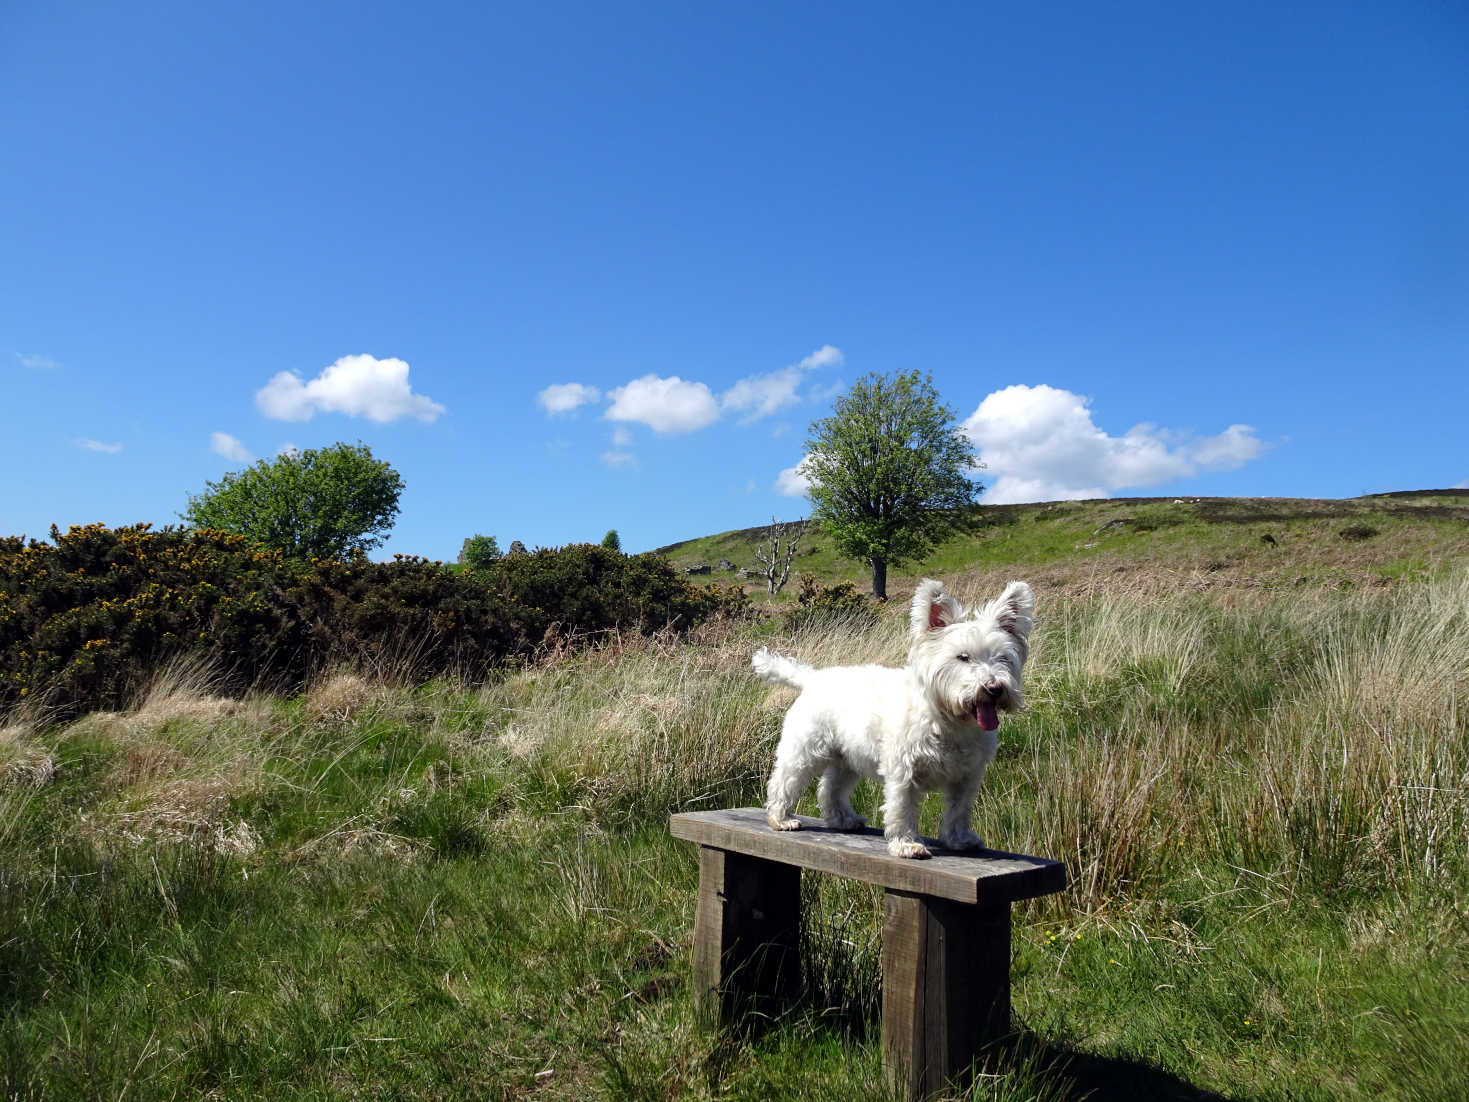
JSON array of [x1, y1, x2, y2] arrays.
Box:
[[183, 442, 404, 561], [461, 534, 502, 568], [751, 516, 805, 595], [802, 370, 980, 600], [601, 529, 621, 552]]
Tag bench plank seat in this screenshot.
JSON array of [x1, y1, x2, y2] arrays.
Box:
[[670, 807, 1065, 904]]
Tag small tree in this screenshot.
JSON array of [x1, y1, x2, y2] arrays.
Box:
[[601, 529, 621, 552], [462, 534, 502, 568], [183, 442, 404, 561], [803, 370, 980, 600], [751, 516, 805, 595]]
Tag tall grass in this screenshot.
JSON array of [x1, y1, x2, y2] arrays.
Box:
[[2, 571, 1466, 1099]]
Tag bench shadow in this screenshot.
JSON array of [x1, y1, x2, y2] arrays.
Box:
[[985, 1030, 1234, 1102]]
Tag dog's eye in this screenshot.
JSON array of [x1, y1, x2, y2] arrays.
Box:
[[957, 653, 970, 663]]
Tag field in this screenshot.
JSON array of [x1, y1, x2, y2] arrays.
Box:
[[3, 494, 1467, 1100]]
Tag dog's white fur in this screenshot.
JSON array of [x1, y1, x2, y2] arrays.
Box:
[[754, 579, 1034, 858]]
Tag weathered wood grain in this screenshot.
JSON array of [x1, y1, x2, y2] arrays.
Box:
[[691, 846, 802, 1023], [670, 807, 1066, 904], [882, 892, 1011, 1100]]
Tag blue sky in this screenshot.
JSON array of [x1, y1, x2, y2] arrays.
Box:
[[4, 1, 1465, 559]]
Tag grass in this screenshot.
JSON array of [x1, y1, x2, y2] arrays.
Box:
[[658, 492, 1469, 605], [2, 504, 1468, 1099]]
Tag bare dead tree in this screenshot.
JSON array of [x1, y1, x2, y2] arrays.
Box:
[[752, 516, 806, 595]]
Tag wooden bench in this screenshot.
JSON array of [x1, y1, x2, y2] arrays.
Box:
[[670, 807, 1066, 1101]]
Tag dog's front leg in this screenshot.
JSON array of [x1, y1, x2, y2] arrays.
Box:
[[938, 773, 987, 851], [882, 774, 930, 859]]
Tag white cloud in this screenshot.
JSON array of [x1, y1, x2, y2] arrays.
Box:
[[797, 344, 844, 371], [277, 442, 299, 458], [17, 352, 61, 370], [600, 450, 638, 469], [775, 457, 814, 497], [256, 354, 445, 423], [1453, 479, 1469, 490], [210, 432, 251, 462], [538, 382, 602, 415], [962, 384, 1267, 504], [611, 426, 633, 447], [606, 374, 720, 434], [76, 438, 122, 454], [722, 344, 845, 424], [722, 366, 802, 422]]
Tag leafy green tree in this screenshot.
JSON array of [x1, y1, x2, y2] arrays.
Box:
[[462, 534, 502, 568], [802, 370, 980, 600], [601, 529, 621, 552], [183, 442, 404, 561]]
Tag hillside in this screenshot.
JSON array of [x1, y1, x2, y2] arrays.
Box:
[[656, 490, 1469, 599], [3, 491, 1466, 1100]]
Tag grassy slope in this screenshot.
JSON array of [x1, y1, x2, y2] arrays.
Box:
[[658, 491, 1469, 601], [3, 493, 1468, 1101]]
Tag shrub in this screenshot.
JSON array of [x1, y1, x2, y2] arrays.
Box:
[[488, 544, 718, 641], [0, 524, 306, 714], [0, 529, 727, 718], [782, 574, 878, 633]]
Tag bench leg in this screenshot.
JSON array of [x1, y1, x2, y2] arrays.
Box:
[[881, 891, 1011, 1101], [692, 846, 802, 1024]]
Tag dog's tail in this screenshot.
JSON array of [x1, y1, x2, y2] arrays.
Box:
[[751, 647, 814, 690]]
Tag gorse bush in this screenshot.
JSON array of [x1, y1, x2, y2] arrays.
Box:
[[0, 524, 302, 715], [782, 573, 878, 633], [491, 543, 746, 638], [0, 527, 736, 717]]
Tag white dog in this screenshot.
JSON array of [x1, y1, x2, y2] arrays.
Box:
[[753, 579, 1034, 859]]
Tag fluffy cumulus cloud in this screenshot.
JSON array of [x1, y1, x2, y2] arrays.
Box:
[[210, 432, 251, 462], [256, 355, 445, 424], [722, 344, 845, 424], [606, 374, 720, 434], [537, 382, 602, 415], [962, 384, 1266, 504], [775, 457, 814, 497]]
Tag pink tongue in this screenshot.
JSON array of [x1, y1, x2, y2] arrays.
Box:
[[975, 699, 999, 731]]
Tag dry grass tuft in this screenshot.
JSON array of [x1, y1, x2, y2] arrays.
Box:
[[306, 671, 383, 723], [2, 723, 58, 790], [80, 778, 261, 856], [290, 824, 428, 863]]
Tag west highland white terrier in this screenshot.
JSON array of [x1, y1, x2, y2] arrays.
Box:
[[753, 578, 1034, 859]]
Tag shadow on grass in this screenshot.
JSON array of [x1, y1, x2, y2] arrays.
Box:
[[988, 1030, 1232, 1102], [711, 975, 1229, 1101]]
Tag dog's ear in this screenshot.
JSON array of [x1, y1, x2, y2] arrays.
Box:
[[911, 578, 962, 638], [984, 581, 1035, 642]]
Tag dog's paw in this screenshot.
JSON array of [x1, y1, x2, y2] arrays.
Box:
[[888, 839, 931, 859], [940, 830, 986, 851], [825, 811, 867, 831], [768, 816, 803, 831]]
